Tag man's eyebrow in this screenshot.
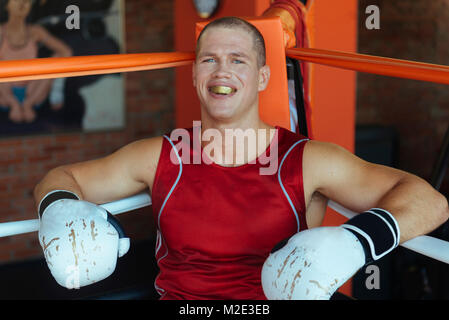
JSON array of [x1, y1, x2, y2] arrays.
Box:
[[197, 51, 251, 59], [197, 52, 215, 58], [229, 52, 250, 59]]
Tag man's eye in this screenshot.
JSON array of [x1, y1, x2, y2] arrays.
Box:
[[233, 59, 243, 64], [203, 58, 215, 63]]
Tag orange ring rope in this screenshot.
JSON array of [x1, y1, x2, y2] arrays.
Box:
[[0, 49, 447, 86], [287, 48, 449, 85], [0, 52, 195, 83]]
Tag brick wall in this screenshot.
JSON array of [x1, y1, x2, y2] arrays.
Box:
[[0, 0, 174, 264], [357, 0, 449, 194]]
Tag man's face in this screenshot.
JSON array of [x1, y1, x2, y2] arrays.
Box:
[[193, 26, 270, 122]]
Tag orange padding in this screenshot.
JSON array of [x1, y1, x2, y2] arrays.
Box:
[[287, 48, 449, 85], [0, 52, 195, 83]]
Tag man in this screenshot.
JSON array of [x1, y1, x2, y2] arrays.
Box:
[[34, 17, 448, 300]]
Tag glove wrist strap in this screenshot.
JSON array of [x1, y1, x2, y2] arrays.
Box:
[[342, 208, 400, 264], [38, 190, 79, 218]]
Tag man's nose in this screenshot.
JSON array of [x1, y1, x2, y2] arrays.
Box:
[[212, 61, 232, 78]]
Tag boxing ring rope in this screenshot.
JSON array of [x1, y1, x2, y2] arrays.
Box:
[[0, 48, 448, 85], [0, 52, 195, 83], [286, 48, 449, 85], [0, 48, 449, 264], [328, 201, 449, 264], [0, 193, 152, 238], [2, 193, 449, 264]]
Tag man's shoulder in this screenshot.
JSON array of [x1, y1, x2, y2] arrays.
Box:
[[160, 127, 195, 145], [303, 139, 341, 156], [302, 139, 358, 177], [122, 136, 164, 160], [277, 126, 310, 146]]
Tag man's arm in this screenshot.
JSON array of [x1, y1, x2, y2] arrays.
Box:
[[303, 140, 449, 242], [34, 136, 163, 209], [263, 139, 449, 300], [34, 137, 162, 289]]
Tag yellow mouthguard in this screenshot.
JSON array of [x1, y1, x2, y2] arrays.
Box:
[[210, 86, 234, 94]]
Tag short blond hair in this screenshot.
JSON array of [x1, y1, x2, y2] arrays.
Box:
[[196, 16, 267, 68]]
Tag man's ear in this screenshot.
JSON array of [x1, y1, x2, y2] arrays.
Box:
[[258, 65, 271, 92], [192, 62, 197, 87]]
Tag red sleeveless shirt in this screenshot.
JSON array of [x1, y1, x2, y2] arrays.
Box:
[[151, 125, 309, 299]]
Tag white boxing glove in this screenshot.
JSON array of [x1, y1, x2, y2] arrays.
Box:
[[38, 190, 130, 289], [262, 208, 400, 300]]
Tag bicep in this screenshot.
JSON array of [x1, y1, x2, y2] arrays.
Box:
[[303, 140, 406, 213], [67, 137, 162, 204]]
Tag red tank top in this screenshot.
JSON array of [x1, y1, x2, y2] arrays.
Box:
[[151, 125, 309, 299]]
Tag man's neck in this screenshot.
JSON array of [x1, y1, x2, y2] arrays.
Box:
[[197, 118, 276, 167]]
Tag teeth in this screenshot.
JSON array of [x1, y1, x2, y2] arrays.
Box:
[[210, 86, 235, 95]]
